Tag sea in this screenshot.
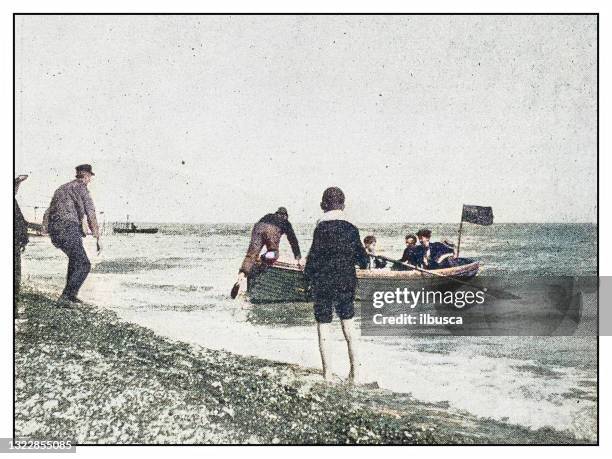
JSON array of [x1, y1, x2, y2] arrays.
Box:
[[21, 222, 598, 441]]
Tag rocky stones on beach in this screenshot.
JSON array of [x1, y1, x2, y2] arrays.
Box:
[[14, 289, 590, 445]]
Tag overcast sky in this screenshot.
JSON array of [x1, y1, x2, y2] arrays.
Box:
[[15, 15, 597, 223]]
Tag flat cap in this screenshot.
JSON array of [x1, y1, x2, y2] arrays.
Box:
[[75, 164, 95, 175]]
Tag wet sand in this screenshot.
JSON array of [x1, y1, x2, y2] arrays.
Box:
[[14, 288, 592, 444]]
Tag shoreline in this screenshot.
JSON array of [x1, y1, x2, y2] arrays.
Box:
[[14, 288, 593, 445]]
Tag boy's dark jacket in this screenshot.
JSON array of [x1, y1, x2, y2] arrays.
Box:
[[400, 246, 418, 264], [304, 212, 368, 296]]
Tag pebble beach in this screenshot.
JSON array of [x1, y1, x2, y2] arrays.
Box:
[[14, 288, 592, 445]]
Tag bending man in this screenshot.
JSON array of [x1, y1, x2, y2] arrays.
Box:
[[47, 164, 101, 306], [232, 207, 301, 298]]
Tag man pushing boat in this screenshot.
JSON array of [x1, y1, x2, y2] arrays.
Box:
[[231, 207, 302, 298]]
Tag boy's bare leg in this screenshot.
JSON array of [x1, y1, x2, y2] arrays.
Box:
[[340, 318, 361, 384], [317, 322, 333, 381]]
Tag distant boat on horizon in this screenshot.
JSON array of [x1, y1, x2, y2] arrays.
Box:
[[113, 225, 159, 234], [113, 216, 159, 234]]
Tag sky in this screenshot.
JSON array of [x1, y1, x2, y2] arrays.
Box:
[[14, 15, 597, 223]]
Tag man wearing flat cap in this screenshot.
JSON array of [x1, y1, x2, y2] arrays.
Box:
[[46, 164, 101, 306], [231, 207, 302, 298]]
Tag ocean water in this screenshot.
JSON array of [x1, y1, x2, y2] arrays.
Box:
[[21, 223, 598, 440]]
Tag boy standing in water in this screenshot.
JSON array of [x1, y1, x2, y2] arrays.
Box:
[[304, 187, 368, 383]]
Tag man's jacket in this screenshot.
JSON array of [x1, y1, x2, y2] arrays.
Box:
[[257, 213, 301, 258]]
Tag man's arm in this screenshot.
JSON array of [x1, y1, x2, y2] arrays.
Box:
[[352, 227, 369, 269], [374, 257, 387, 269], [431, 242, 454, 264], [80, 187, 100, 239], [303, 226, 320, 282], [284, 221, 302, 260], [412, 246, 424, 266]]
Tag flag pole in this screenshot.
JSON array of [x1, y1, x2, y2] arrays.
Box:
[[457, 205, 464, 257]]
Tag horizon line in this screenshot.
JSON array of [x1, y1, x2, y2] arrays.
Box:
[[98, 220, 598, 225]]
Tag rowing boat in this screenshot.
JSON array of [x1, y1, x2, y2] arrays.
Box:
[[247, 258, 480, 303]]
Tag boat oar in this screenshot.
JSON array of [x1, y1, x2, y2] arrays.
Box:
[[377, 256, 520, 300]]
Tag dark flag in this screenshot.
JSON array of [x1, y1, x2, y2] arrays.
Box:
[[461, 205, 494, 226]]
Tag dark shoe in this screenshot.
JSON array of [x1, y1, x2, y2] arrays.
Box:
[[56, 296, 74, 308], [230, 282, 240, 299], [69, 297, 84, 304]]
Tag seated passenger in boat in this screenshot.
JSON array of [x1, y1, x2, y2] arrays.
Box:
[[391, 234, 418, 270], [414, 229, 458, 269], [363, 235, 387, 269], [400, 233, 418, 264]]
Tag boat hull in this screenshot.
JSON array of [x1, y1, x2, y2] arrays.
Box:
[[247, 259, 480, 304]]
